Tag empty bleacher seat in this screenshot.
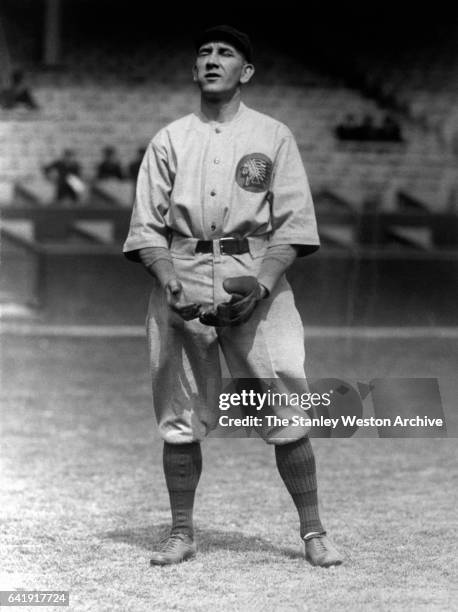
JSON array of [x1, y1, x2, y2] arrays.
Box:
[[0, 181, 14, 206], [15, 177, 55, 206], [92, 179, 134, 208]]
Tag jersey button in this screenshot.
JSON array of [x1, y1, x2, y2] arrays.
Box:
[[211, 223, 216, 231], [215, 128, 221, 134], [210, 189, 216, 196], [214, 158, 220, 164]]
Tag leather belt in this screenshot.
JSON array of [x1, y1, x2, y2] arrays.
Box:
[[195, 238, 249, 255]]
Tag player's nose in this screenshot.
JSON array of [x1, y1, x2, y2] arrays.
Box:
[[205, 51, 220, 68]]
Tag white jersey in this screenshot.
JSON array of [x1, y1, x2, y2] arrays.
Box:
[[123, 102, 319, 257]]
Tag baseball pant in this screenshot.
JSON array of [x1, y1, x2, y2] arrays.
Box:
[[146, 235, 311, 445]]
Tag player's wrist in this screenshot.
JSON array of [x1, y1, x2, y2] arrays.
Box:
[[163, 276, 180, 291], [149, 264, 177, 289]]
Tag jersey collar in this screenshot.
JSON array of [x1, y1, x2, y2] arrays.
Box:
[[195, 102, 247, 128]]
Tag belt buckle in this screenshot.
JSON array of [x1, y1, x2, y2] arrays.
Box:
[[220, 237, 236, 256]]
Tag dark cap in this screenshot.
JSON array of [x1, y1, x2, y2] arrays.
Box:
[[195, 25, 253, 62]]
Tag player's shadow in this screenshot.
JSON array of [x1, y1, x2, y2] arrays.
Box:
[[102, 523, 303, 559]]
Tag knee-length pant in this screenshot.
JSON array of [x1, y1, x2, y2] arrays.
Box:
[[146, 236, 312, 445]]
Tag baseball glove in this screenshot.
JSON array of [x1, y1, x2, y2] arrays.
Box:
[[199, 276, 264, 327]]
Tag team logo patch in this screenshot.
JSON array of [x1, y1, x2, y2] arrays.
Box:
[[236, 153, 273, 193]]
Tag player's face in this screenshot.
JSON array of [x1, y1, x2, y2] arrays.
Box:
[[193, 41, 254, 99]]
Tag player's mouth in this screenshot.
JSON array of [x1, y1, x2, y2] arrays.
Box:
[[204, 73, 221, 81]]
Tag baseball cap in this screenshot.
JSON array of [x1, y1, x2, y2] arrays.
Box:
[[194, 25, 253, 63]]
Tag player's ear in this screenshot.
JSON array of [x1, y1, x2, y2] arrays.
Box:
[[192, 64, 198, 82], [240, 63, 255, 85]]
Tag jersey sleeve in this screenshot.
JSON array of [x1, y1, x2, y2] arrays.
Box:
[[269, 126, 320, 256], [123, 133, 173, 261]]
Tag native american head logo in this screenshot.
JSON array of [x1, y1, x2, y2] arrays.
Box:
[[236, 153, 273, 193]]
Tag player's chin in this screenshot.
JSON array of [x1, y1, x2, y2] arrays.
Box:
[[200, 82, 226, 94]]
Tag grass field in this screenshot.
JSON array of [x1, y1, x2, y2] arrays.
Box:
[[1, 334, 457, 611]]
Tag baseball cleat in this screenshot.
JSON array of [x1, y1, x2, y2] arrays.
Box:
[[304, 533, 343, 567], [149, 532, 196, 566]]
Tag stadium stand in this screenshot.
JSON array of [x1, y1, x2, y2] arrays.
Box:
[[0, 40, 456, 275], [0, 17, 456, 322], [1, 79, 456, 215], [340, 30, 458, 155]]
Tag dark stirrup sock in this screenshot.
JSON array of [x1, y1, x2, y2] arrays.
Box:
[[163, 442, 202, 538], [275, 437, 325, 538]]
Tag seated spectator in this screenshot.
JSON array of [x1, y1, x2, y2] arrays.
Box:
[[334, 114, 358, 140], [128, 147, 147, 181], [335, 113, 403, 143], [43, 149, 86, 205], [380, 115, 403, 142], [96, 146, 124, 180], [359, 114, 377, 141], [0, 70, 40, 111]]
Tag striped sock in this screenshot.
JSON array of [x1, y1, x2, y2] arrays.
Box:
[[163, 442, 202, 538], [275, 437, 325, 538]]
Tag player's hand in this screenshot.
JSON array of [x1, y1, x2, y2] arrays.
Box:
[[165, 279, 200, 321], [199, 276, 266, 327]]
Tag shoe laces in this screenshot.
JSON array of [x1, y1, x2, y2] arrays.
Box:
[[310, 535, 327, 552], [159, 533, 189, 553]]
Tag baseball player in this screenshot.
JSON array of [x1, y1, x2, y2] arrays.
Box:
[[123, 25, 343, 568]]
